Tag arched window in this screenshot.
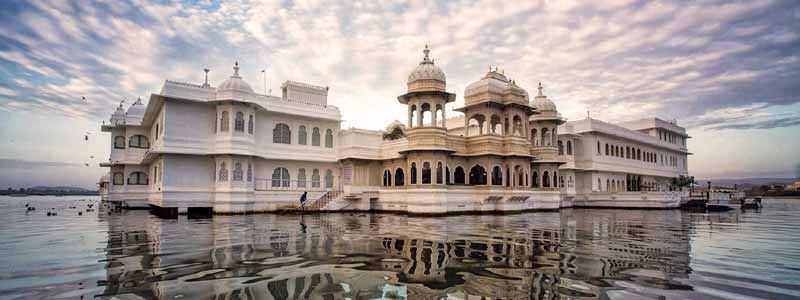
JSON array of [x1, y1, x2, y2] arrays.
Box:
[[606, 179, 610, 192], [542, 171, 550, 187], [626, 146, 630, 159], [312, 169, 320, 188], [532, 171, 539, 188], [491, 166, 503, 186], [409, 105, 417, 128], [218, 162, 228, 181], [155, 123, 159, 140], [394, 168, 405, 186], [297, 168, 306, 187], [410, 162, 418, 184], [436, 162, 443, 184], [553, 171, 558, 188], [597, 141, 601, 154], [112, 172, 124, 185], [233, 161, 243, 181], [506, 167, 511, 187], [421, 162, 431, 184], [273, 123, 291, 144], [127, 171, 148, 185], [558, 140, 564, 155], [220, 111, 229, 132], [325, 169, 334, 188], [312, 127, 320, 146], [636, 148, 641, 160], [114, 136, 125, 149], [541, 128, 549, 146], [469, 165, 487, 185], [383, 170, 392, 186], [234, 112, 245, 132], [129, 135, 149, 148], [248, 114, 254, 134], [454, 166, 466, 185], [566, 141, 572, 155], [298, 125, 307, 145], [247, 163, 253, 182], [325, 129, 333, 148], [517, 167, 524, 186], [445, 166, 451, 185], [271, 167, 290, 187], [531, 128, 538, 145], [605, 143, 609, 155]]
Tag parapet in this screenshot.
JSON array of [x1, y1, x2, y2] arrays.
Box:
[[281, 81, 329, 106]]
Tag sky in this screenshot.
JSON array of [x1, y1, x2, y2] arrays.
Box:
[[0, 0, 799, 189]]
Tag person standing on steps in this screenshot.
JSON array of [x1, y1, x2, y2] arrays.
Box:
[[299, 191, 307, 212]]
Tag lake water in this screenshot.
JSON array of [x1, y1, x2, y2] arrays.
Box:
[[0, 196, 799, 300]]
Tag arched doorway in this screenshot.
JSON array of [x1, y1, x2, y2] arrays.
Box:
[[491, 166, 503, 186], [454, 166, 465, 185], [469, 165, 487, 185]]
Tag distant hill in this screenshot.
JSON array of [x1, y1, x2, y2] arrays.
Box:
[[27, 186, 91, 192], [695, 178, 797, 187]]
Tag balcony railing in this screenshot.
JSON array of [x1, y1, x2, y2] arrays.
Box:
[[254, 179, 334, 191]]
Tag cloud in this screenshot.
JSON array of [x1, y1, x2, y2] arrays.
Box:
[[0, 0, 797, 133]]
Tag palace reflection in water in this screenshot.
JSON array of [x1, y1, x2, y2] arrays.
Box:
[[98, 208, 696, 300]]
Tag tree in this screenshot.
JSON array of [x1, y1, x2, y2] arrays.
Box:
[[382, 121, 406, 140], [672, 175, 693, 188]]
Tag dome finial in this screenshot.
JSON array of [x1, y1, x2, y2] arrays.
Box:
[[422, 44, 431, 62], [203, 68, 210, 87], [233, 61, 240, 77], [538, 82, 544, 96]]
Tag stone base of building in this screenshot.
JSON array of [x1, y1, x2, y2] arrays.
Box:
[[571, 191, 688, 209], [105, 189, 688, 215]]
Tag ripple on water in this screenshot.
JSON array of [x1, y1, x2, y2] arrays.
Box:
[[1, 196, 800, 299]]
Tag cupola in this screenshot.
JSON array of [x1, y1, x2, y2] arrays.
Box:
[[530, 82, 557, 112], [218, 61, 254, 94], [406, 45, 446, 92]]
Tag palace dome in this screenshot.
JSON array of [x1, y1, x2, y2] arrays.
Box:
[[406, 45, 446, 92], [531, 82, 557, 112], [126, 97, 145, 117], [464, 69, 508, 99], [218, 61, 254, 93], [503, 79, 529, 102]]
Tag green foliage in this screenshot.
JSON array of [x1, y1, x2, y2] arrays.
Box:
[[383, 124, 405, 140], [672, 175, 694, 187]]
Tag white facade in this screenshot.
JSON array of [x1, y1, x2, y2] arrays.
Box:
[[557, 118, 691, 208], [100, 51, 690, 214]]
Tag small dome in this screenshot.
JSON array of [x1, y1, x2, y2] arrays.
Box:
[[218, 61, 254, 93], [464, 69, 508, 98], [407, 45, 446, 85], [126, 97, 145, 117], [531, 82, 557, 111]]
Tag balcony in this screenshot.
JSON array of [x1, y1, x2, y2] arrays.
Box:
[[108, 148, 148, 164]]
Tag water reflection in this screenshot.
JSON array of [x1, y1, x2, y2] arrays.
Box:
[[98, 209, 699, 299]]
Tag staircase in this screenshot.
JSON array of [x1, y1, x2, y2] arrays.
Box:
[[298, 186, 344, 211]]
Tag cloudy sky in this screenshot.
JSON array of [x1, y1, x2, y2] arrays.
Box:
[[1, 0, 799, 189]]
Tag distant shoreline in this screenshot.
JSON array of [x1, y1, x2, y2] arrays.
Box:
[[0, 192, 99, 196]]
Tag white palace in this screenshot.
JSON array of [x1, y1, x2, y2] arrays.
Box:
[[98, 47, 691, 214]]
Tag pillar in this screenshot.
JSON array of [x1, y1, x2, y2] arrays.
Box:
[[408, 105, 413, 128], [464, 114, 469, 136]]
